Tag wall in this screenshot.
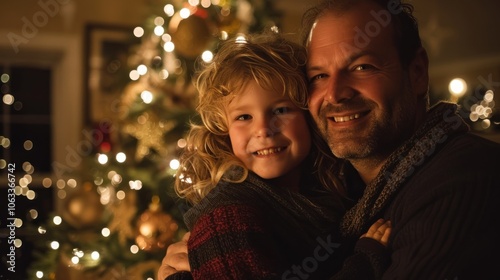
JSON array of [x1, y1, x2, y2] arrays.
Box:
[[0, 0, 150, 178]]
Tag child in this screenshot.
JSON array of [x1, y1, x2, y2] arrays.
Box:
[[165, 31, 390, 280]]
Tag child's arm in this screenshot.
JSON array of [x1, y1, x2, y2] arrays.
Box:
[[360, 218, 391, 246], [330, 219, 391, 280], [160, 232, 191, 280]]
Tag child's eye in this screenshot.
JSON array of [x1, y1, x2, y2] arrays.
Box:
[[273, 107, 290, 115], [236, 114, 252, 121], [308, 74, 326, 83]]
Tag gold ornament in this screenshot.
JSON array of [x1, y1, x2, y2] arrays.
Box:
[[123, 112, 176, 160], [169, 11, 215, 58], [218, 13, 242, 36], [62, 182, 104, 229], [135, 196, 179, 251]]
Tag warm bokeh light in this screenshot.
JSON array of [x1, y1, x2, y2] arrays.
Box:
[[129, 70, 140, 80], [53, 216, 62, 225], [3, 94, 14, 105], [50, 241, 60, 250], [38, 226, 46, 234], [29, 209, 39, 219], [67, 179, 77, 188], [24, 140, 33, 150], [133, 26, 144, 37], [116, 190, 126, 200], [141, 90, 154, 104], [129, 180, 143, 190], [449, 78, 467, 97], [98, 154, 108, 165], [201, 50, 213, 62], [154, 26, 165, 36], [130, 245, 139, 254], [201, 0, 211, 8], [159, 69, 169, 79], [116, 152, 126, 163], [164, 4, 175, 17], [154, 16, 165, 26], [101, 227, 110, 237], [164, 41, 175, 52], [179, 8, 190, 19], [42, 177, 52, 188], [1, 73, 9, 83], [170, 159, 180, 170], [137, 64, 148, 75]]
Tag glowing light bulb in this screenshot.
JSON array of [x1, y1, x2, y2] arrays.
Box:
[[449, 78, 467, 97]]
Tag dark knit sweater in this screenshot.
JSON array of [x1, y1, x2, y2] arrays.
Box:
[[166, 173, 389, 280], [340, 102, 500, 279]]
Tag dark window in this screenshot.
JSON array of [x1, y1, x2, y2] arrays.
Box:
[[0, 64, 54, 280], [0, 65, 52, 173]]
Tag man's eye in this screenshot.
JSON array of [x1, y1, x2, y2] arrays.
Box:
[[354, 64, 371, 71], [236, 114, 251, 121], [274, 107, 290, 115]]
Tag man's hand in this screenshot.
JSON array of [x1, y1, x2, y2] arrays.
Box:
[[158, 232, 191, 280]]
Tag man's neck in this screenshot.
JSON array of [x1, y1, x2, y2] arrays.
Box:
[[349, 156, 388, 185]]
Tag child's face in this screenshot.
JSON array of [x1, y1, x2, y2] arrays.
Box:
[[226, 80, 311, 180]]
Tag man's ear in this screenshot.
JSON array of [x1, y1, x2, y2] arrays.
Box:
[[409, 47, 429, 97]]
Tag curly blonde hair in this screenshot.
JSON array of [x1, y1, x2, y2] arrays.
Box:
[[175, 32, 344, 205]]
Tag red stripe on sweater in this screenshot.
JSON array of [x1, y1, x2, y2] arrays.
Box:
[[191, 248, 276, 279], [189, 203, 266, 250]]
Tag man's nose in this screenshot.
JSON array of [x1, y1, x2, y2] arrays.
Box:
[[324, 75, 355, 104]]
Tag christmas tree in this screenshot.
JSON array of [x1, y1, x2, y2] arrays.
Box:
[[27, 0, 280, 279]]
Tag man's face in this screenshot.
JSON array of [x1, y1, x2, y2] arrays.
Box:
[[306, 2, 422, 162]]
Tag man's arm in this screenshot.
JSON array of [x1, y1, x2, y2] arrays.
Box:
[[383, 178, 500, 279]]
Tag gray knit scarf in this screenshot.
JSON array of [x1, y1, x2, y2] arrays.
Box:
[[341, 102, 470, 237]]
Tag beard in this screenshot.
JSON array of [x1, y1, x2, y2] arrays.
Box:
[[316, 83, 417, 162]]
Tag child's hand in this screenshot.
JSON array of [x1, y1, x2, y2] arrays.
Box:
[[360, 218, 391, 246]]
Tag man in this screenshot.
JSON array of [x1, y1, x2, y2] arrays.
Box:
[[159, 0, 500, 278]]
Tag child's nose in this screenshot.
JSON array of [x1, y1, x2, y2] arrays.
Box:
[[254, 116, 279, 137]]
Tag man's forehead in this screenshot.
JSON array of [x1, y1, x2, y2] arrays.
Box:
[[307, 6, 396, 51], [307, 1, 392, 43], [307, 14, 356, 49]]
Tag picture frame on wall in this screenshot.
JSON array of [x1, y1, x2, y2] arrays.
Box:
[[84, 23, 137, 124]]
